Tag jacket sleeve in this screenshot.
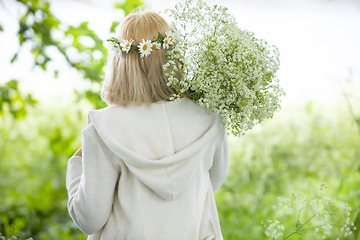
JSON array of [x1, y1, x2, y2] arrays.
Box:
[[66, 124, 119, 235], [209, 128, 229, 191]]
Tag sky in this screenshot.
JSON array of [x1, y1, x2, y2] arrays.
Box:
[[1, 0, 360, 111]]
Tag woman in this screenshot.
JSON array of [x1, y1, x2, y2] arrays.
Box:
[[66, 11, 229, 240]]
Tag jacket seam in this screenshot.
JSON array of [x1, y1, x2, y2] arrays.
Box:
[[162, 102, 175, 157], [164, 167, 173, 200], [219, 128, 226, 149]]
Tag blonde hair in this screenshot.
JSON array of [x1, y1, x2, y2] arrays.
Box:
[[101, 12, 178, 107]]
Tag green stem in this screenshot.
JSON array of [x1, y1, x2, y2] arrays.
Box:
[[297, 208, 303, 227], [130, 32, 139, 45], [283, 209, 324, 240], [296, 232, 311, 238], [301, 224, 326, 232], [300, 212, 320, 229], [282, 231, 296, 240]]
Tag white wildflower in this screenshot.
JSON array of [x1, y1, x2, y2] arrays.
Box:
[[108, 41, 121, 56], [138, 39, 152, 58], [264, 219, 285, 239], [150, 42, 161, 50], [165, 31, 175, 44], [163, 37, 171, 49], [163, 0, 284, 136], [120, 39, 134, 53]]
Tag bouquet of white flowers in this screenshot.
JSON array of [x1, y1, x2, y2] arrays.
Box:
[[163, 0, 285, 136]]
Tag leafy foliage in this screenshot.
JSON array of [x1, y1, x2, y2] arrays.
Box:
[[0, 80, 37, 119], [0, 0, 143, 117], [13, 0, 107, 80], [262, 184, 355, 239], [115, 0, 144, 16], [0, 104, 87, 239], [111, 0, 144, 33], [215, 102, 360, 239], [13, 0, 108, 109]]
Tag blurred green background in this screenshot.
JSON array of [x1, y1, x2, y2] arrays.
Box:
[[1, 0, 360, 239]]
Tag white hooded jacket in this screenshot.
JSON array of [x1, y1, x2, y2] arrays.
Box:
[[66, 98, 229, 240]]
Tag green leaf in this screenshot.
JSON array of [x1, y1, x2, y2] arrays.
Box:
[[107, 37, 119, 43], [157, 32, 164, 42], [26, 94, 38, 106], [10, 53, 18, 63], [114, 0, 144, 16], [110, 21, 119, 33], [0, 24, 3, 31], [6, 0, 141, 110], [6, 79, 18, 90], [0, 80, 38, 119], [85, 90, 107, 109]]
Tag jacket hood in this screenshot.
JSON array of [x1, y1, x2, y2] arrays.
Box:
[[88, 98, 222, 201]]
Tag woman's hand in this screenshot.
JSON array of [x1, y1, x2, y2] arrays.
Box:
[[74, 147, 82, 157]]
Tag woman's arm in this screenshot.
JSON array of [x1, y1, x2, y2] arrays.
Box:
[[66, 124, 119, 235], [209, 128, 229, 191]]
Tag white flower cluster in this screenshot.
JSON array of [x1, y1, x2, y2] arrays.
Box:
[[262, 183, 358, 239], [263, 219, 285, 239], [292, 193, 309, 212], [0, 232, 33, 240], [163, 0, 284, 136], [107, 31, 175, 58], [274, 197, 293, 216], [320, 182, 329, 191], [321, 222, 333, 238], [340, 203, 356, 238]]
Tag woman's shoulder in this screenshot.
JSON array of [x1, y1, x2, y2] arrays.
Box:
[[91, 98, 201, 113], [88, 98, 219, 125], [164, 98, 219, 120]]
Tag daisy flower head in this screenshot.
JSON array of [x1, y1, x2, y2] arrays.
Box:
[[151, 42, 161, 50], [108, 41, 115, 50], [111, 46, 121, 56], [163, 37, 171, 49], [165, 31, 175, 44], [107, 40, 120, 56], [120, 39, 134, 53], [138, 39, 153, 58]]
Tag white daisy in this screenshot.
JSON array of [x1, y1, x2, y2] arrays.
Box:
[[150, 42, 161, 50], [108, 41, 120, 56], [108, 41, 116, 50], [138, 39, 152, 58], [165, 31, 175, 44], [120, 39, 134, 53], [113, 47, 121, 56], [163, 37, 171, 49]]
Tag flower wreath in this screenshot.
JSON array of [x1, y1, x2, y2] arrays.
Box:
[[107, 31, 175, 58]]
